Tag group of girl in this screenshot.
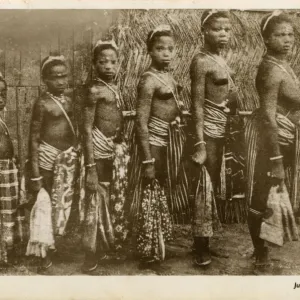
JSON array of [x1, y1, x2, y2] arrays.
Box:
[[0, 9, 299, 274]]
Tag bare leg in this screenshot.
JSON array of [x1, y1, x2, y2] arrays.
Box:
[[247, 147, 271, 267], [194, 136, 225, 266], [205, 136, 224, 191], [149, 144, 167, 186]]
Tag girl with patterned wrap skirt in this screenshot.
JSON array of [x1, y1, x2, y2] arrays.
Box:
[[245, 11, 299, 269], [134, 25, 189, 269], [0, 73, 25, 265], [81, 40, 129, 273], [26, 54, 80, 272], [190, 10, 239, 267]]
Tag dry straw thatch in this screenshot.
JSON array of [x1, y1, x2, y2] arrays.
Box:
[[106, 9, 300, 224]]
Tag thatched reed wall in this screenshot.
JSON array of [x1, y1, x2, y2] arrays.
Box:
[[110, 9, 300, 114]]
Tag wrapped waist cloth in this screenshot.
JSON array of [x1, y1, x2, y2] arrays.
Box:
[[204, 99, 229, 139], [276, 113, 295, 146], [148, 116, 183, 147], [92, 126, 115, 160], [38, 141, 61, 171], [148, 116, 170, 147]]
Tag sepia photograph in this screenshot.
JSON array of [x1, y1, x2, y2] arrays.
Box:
[[0, 0, 300, 299]]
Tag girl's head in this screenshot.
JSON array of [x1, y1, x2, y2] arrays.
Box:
[[93, 40, 119, 81], [41, 54, 68, 95], [201, 10, 231, 49], [147, 25, 175, 67], [0, 72, 7, 111], [261, 11, 294, 54]]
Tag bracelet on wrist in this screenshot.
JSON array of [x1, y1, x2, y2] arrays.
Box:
[[86, 163, 96, 168], [30, 176, 43, 182], [194, 141, 206, 147], [269, 155, 283, 161], [142, 158, 155, 165]]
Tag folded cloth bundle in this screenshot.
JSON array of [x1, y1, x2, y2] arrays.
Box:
[[26, 188, 55, 258], [82, 183, 115, 254], [137, 179, 173, 262], [260, 183, 299, 246]]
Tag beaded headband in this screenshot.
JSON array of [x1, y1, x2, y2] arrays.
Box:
[[93, 39, 119, 52], [41, 55, 66, 72], [201, 9, 219, 27], [262, 10, 282, 32], [149, 24, 172, 41]]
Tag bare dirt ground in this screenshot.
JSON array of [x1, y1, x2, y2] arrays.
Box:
[[1, 222, 300, 276]]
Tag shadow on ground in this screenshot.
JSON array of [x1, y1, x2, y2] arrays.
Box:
[[1, 223, 299, 276]]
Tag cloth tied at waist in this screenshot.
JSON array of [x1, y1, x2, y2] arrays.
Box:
[[92, 126, 115, 160], [204, 99, 229, 139], [148, 116, 183, 147]]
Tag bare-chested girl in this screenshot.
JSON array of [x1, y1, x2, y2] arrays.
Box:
[[190, 10, 237, 266], [82, 40, 129, 273], [0, 73, 25, 265], [245, 11, 300, 269], [135, 25, 188, 269], [26, 55, 79, 272]]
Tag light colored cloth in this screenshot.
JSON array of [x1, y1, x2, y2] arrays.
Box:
[[192, 166, 222, 237], [27, 144, 80, 257], [38, 140, 61, 171], [148, 116, 169, 147], [204, 99, 228, 139], [260, 184, 298, 246], [26, 188, 55, 258], [92, 126, 115, 160]]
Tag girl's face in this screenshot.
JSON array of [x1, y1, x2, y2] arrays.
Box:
[[265, 22, 294, 55], [44, 64, 68, 95], [0, 81, 6, 111], [149, 36, 175, 67], [94, 48, 118, 80], [204, 17, 231, 49]]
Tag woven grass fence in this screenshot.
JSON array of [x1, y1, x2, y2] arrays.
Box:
[[103, 9, 300, 224]]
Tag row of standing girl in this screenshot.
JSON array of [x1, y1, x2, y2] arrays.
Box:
[[0, 9, 299, 274]]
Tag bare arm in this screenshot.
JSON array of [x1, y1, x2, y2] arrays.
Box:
[[257, 66, 282, 158], [83, 86, 97, 165], [136, 75, 155, 161], [190, 56, 207, 147], [30, 99, 45, 178], [83, 86, 99, 191]]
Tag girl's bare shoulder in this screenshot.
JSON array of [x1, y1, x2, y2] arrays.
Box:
[[138, 71, 157, 90]]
